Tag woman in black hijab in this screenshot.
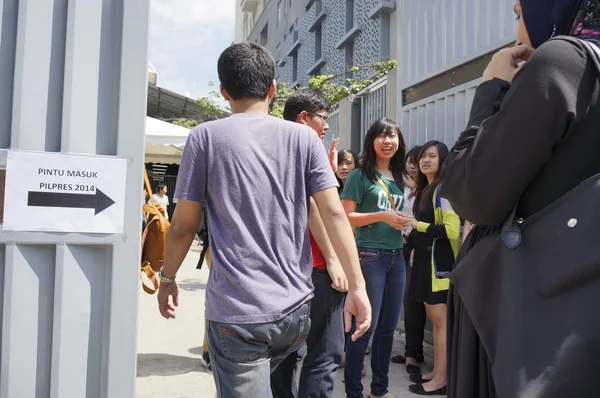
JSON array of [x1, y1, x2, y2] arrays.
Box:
[[442, 0, 600, 397]]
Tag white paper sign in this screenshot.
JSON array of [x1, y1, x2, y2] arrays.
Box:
[[3, 151, 127, 233]]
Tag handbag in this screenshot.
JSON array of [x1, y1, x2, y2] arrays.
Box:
[[448, 37, 600, 398], [140, 170, 170, 294]]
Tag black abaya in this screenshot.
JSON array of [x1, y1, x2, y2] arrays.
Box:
[[442, 38, 600, 397]]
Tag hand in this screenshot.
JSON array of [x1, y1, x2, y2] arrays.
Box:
[[409, 216, 418, 229], [381, 211, 410, 229], [482, 45, 534, 83], [326, 260, 348, 292], [329, 138, 340, 173], [344, 288, 372, 341], [157, 281, 179, 319]]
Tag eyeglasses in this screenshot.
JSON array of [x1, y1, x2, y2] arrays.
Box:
[[305, 111, 329, 124]]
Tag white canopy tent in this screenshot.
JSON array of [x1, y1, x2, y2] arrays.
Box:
[[145, 116, 190, 164]]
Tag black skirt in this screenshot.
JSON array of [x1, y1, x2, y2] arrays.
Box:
[[447, 224, 499, 398]]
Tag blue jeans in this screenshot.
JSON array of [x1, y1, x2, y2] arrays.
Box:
[[207, 302, 311, 398], [271, 269, 345, 398], [344, 248, 406, 398]]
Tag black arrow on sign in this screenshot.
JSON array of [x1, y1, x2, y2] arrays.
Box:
[[27, 189, 116, 215]]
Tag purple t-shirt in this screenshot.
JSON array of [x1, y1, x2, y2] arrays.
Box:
[[175, 113, 338, 324]]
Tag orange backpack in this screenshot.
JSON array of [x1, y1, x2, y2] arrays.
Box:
[[140, 170, 170, 294]]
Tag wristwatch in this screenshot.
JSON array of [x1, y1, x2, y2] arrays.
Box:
[[158, 268, 176, 283]]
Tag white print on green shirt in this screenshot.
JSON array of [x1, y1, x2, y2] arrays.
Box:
[[376, 190, 404, 211]]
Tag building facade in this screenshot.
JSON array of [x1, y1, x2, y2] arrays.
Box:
[[234, 0, 518, 156], [397, 0, 517, 150], [235, 0, 399, 154]]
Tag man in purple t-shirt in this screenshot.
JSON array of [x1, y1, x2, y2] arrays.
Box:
[[155, 42, 371, 398]]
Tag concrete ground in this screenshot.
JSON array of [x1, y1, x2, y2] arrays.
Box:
[[136, 243, 436, 398]]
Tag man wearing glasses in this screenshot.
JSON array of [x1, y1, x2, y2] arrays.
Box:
[[270, 89, 348, 398]]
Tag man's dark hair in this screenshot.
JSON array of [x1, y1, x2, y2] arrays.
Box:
[[157, 184, 166, 192], [217, 42, 275, 100], [282, 89, 330, 122]]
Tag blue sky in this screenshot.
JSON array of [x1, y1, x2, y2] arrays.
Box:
[[148, 0, 235, 100]]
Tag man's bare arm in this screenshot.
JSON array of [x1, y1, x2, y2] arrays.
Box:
[[311, 187, 364, 290], [308, 197, 348, 292], [308, 197, 338, 263], [162, 200, 203, 277], [312, 187, 370, 339]]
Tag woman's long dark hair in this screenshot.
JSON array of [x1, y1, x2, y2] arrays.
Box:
[[406, 146, 421, 167], [413, 141, 449, 215], [361, 117, 406, 185], [336, 148, 359, 190]]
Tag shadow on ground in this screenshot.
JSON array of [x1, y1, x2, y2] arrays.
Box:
[[137, 353, 204, 377], [177, 279, 207, 291], [188, 346, 205, 356]]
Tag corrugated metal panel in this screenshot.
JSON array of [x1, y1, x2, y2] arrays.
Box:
[[360, 83, 387, 149], [0, 1, 149, 397], [324, 109, 340, 150], [400, 80, 480, 149], [399, 0, 516, 86]]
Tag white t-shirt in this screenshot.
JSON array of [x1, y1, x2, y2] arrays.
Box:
[[403, 186, 415, 216], [403, 185, 416, 237], [151, 193, 169, 219]]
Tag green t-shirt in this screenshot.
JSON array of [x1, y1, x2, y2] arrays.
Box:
[[341, 168, 405, 250]]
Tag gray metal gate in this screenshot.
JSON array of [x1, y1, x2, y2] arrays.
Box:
[[360, 80, 387, 149], [0, 1, 150, 397]]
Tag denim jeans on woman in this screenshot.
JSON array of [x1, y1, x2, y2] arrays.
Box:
[[344, 248, 406, 398]]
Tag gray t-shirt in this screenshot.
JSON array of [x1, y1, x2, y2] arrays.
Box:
[[175, 113, 338, 324]]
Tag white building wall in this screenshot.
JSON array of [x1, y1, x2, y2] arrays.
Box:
[[397, 0, 517, 148]]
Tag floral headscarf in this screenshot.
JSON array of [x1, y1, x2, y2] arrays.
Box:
[[571, 0, 600, 43], [521, 0, 600, 47]]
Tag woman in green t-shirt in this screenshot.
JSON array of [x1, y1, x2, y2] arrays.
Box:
[[341, 117, 410, 398]]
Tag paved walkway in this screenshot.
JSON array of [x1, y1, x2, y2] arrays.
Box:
[[136, 243, 435, 397]]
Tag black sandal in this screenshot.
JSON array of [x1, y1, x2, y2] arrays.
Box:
[[408, 383, 447, 395], [391, 354, 405, 364], [409, 373, 431, 383], [406, 363, 421, 375]]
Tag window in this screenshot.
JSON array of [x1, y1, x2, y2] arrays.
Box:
[[292, 53, 298, 83], [260, 24, 269, 46], [288, 0, 292, 9], [277, 1, 284, 25], [345, 0, 355, 32], [248, 13, 256, 35], [345, 42, 355, 72], [289, 25, 294, 35], [315, 26, 322, 61], [284, 0, 289, 13]]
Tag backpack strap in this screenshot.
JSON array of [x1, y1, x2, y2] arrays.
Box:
[[140, 262, 159, 295], [376, 176, 397, 211], [144, 169, 163, 213], [197, 245, 209, 270], [433, 184, 443, 219]]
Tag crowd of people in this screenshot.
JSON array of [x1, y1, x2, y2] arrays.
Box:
[[154, 0, 600, 397]]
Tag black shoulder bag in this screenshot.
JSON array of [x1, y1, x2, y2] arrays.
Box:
[[448, 37, 600, 398]]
